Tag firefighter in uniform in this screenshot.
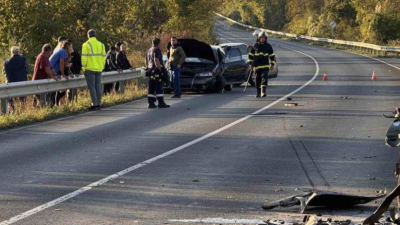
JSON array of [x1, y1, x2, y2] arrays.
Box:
[[248, 31, 276, 98], [145, 38, 170, 108]]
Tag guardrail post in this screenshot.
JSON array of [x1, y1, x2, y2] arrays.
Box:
[[384, 51, 387, 57], [68, 89, 78, 102], [40, 93, 47, 107], [1, 98, 7, 115], [118, 81, 125, 94]]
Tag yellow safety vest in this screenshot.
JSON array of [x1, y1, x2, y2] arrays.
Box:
[[81, 37, 106, 72]]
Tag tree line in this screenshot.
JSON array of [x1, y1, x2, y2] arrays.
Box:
[[219, 0, 400, 45], [0, 0, 221, 79]]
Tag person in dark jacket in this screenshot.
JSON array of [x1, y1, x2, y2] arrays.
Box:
[[103, 46, 121, 94], [248, 31, 276, 98], [115, 44, 132, 92], [116, 44, 132, 70], [3, 46, 29, 113]]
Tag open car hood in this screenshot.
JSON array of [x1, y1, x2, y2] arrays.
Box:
[[171, 39, 217, 64]]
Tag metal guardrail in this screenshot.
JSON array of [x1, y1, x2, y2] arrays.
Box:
[[215, 13, 400, 55], [0, 69, 144, 114]]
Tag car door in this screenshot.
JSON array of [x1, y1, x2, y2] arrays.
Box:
[[222, 48, 247, 84]]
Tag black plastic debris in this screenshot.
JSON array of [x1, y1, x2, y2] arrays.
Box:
[[262, 189, 386, 213]]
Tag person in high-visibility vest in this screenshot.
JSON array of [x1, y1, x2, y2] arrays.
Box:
[[81, 29, 107, 111], [248, 31, 276, 98]]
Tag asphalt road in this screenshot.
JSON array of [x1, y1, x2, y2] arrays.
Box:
[[1, 19, 400, 225]]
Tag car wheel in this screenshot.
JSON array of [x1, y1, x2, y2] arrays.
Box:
[[224, 84, 233, 91], [214, 75, 226, 93]]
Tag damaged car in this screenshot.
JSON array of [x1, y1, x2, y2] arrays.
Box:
[[164, 39, 248, 93]]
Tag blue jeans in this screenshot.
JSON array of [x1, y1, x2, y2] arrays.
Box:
[[171, 66, 181, 96]]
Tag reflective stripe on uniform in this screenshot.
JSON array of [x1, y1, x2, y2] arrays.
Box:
[[255, 52, 269, 56], [248, 52, 255, 56], [255, 65, 270, 70], [85, 42, 107, 57], [270, 53, 275, 57], [156, 94, 164, 97], [148, 94, 156, 98]]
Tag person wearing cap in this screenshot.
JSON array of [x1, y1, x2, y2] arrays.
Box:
[[81, 29, 107, 111], [3, 46, 29, 113], [248, 31, 276, 98]]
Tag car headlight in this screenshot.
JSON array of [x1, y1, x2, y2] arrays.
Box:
[[197, 72, 213, 77]]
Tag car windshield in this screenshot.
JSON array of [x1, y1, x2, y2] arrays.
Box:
[[185, 57, 215, 64]]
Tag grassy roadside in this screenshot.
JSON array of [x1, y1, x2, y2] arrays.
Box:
[[0, 80, 147, 130]]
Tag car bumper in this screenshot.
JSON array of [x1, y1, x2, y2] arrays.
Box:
[[180, 77, 215, 91]]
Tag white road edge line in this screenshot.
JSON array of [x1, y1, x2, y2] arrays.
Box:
[[0, 46, 319, 225]]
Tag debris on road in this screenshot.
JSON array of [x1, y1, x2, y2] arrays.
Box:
[[285, 103, 298, 107], [262, 189, 386, 213]]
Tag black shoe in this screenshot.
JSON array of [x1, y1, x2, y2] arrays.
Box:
[[148, 103, 157, 109], [158, 103, 170, 108], [261, 93, 267, 97], [88, 105, 100, 111], [256, 94, 261, 98], [97, 106, 101, 110], [171, 95, 181, 98]]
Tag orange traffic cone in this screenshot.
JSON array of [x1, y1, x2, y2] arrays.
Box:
[[323, 72, 328, 81], [371, 70, 377, 80]]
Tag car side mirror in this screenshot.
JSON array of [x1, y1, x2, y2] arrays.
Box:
[[386, 120, 400, 147]]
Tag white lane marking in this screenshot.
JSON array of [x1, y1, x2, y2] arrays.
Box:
[[169, 218, 267, 224], [14, 132, 66, 135], [0, 46, 319, 225]]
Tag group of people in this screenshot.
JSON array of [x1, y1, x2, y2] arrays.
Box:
[[2, 30, 188, 113], [144, 37, 187, 108], [3, 28, 274, 113]]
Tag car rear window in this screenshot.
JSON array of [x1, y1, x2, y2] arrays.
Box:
[[238, 45, 248, 55]]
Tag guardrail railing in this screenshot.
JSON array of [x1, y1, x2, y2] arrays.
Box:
[[0, 69, 144, 114], [215, 13, 400, 56]]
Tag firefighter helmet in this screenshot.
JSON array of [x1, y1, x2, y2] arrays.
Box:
[[252, 30, 260, 38], [258, 31, 268, 38]]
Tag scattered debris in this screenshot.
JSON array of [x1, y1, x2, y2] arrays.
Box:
[[120, 180, 124, 184], [192, 179, 199, 182], [341, 96, 348, 100], [262, 189, 386, 213], [287, 97, 292, 101], [285, 103, 298, 107]]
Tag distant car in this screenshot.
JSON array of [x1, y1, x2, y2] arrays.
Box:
[[218, 43, 279, 87], [164, 39, 248, 93]]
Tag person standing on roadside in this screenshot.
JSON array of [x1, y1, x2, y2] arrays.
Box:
[[116, 44, 133, 70], [145, 38, 170, 109], [103, 46, 121, 94], [32, 44, 60, 106], [3, 46, 29, 113], [248, 31, 276, 98], [54, 41, 74, 106], [81, 29, 106, 111], [167, 37, 186, 98]]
